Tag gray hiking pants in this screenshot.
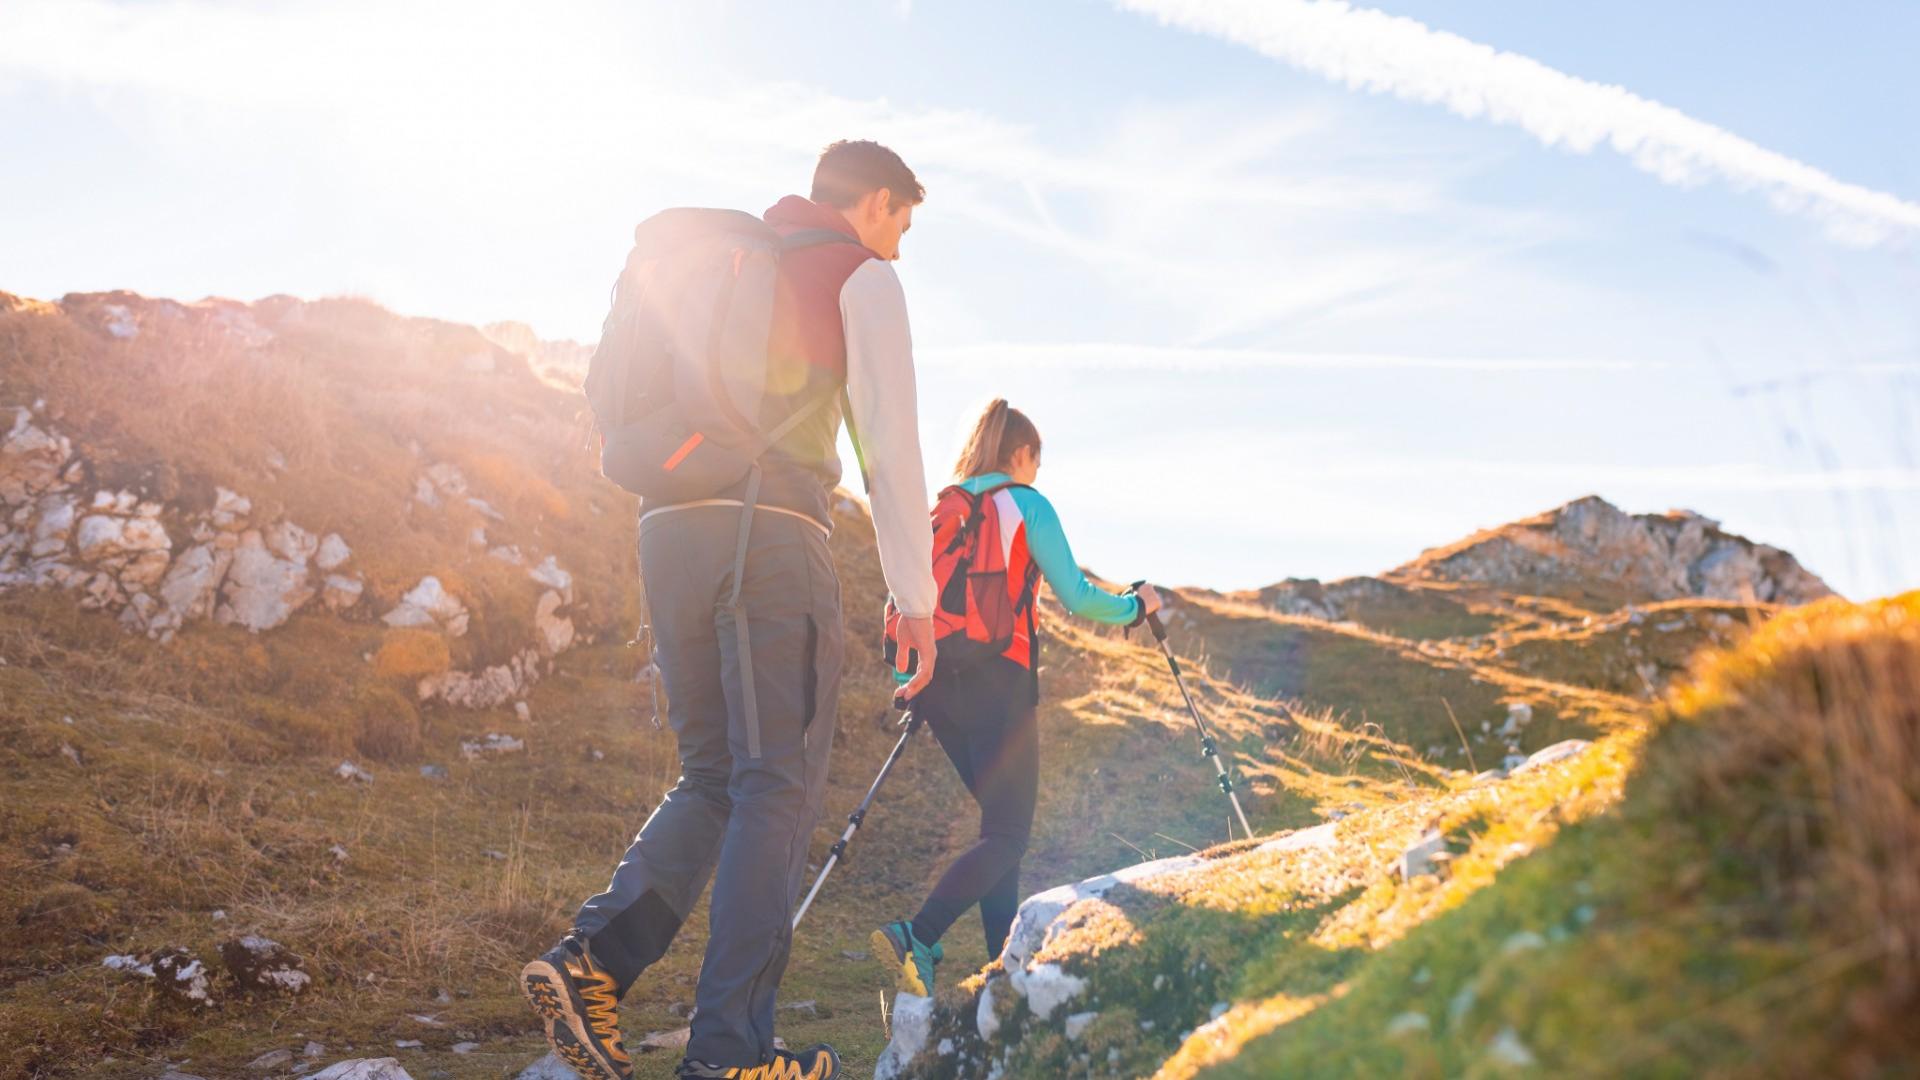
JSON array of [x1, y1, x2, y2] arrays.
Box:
[[571, 503, 842, 1068]]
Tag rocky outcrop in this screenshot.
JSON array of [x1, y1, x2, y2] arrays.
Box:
[[875, 824, 1339, 1080], [1398, 495, 1832, 609], [480, 320, 593, 377], [0, 405, 363, 639]]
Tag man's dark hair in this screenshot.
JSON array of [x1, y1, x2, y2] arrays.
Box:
[[810, 140, 924, 210]]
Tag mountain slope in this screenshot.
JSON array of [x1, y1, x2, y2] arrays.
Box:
[[0, 289, 1861, 1080]]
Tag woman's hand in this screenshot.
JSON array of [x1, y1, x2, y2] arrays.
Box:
[[1136, 583, 1163, 620], [895, 614, 939, 701]]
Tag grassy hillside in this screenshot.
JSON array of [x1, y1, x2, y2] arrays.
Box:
[[881, 593, 1918, 1079], [0, 290, 1870, 1080]]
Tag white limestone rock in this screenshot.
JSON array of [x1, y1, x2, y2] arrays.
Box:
[[157, 543, 233, 626], [315, 532, 352, 571], [211, 487, 252, 530], [873, 993, 936, 1080], [265, 520, 318, 565], [1, 408, 73, 504], [218, 531, 315, 632], [1394, 829, 1449, 881], [460, 733, 525, 760], [529, 555, 573, 599], [310, 1059, 414, 1080], [534, 589, 575, 655], [101, 303, 140, 339], [73, 515, 127, 559], [120, 548, 173, 590], [383, 576, 468, 636], [1511, 739, 1592, 775], [322, 574, 364, 611]]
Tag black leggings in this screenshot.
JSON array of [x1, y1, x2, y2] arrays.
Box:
[[909, 656, 1038, 959]]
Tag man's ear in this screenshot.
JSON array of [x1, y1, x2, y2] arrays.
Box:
[[867, 187, 892, 221]]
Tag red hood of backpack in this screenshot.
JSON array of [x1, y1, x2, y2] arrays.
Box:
[[763, 195, 864, 244]]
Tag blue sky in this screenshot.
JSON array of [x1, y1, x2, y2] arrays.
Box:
[[3, 0, 1917, 599]]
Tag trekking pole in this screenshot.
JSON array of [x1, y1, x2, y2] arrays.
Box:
[[792, 696, 922, 931], [1134, 583, 1255, 839]]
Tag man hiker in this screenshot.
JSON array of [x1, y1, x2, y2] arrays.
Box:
[[521, 141, 941, 1080]]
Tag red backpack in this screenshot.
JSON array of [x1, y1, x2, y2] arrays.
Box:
[[885, 482, 1042, 675]]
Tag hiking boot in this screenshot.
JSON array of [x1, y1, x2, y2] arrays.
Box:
[[871, 919, 942, 997], [676, 1044, 841, 1079], [520, 934, 632, 1080]]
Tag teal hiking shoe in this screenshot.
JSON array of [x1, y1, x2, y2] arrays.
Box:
[[872, 919, 942, 997]]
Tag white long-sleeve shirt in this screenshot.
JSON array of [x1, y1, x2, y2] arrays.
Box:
[[840, 259, 937, 619]]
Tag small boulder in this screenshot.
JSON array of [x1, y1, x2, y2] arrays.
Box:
[[248, 1048, 294, 1071], [310, 1060, 415, 1080], [220, 934, 311, 995], [219, 530, 316, 631]]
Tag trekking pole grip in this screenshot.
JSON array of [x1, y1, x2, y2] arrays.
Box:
[[1131, 579, 1169, 643]]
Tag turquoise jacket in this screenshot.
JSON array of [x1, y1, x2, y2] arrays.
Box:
[[958, 472, 1143, 626]]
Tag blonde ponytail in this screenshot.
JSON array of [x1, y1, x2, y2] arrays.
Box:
[[952, 398, 1041, 480]]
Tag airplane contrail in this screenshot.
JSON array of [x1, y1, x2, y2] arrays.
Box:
[[1115, 0, 1920, 248]]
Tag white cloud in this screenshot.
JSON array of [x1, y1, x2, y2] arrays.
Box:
[[1114, 0, 1920, 248], [2, 0, 1508, 339]]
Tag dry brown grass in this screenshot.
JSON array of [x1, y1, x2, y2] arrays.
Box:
[[1658, 591, 1920, 1029], [373, 628, 453, 680]]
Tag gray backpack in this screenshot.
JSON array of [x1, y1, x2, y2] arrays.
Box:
[[584, 207, 857, 504]]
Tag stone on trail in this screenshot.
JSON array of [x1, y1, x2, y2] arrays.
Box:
[[311, 1060, 415, 1080], [873, 993, 936, 1080], [1385, 1011, 1432, 1038], [247, 1048, 294, 1071], [638, 1026, 691, 1051], [1393, 828, 1449, 881], [1486, 1026, 1539, 1068], [515, 1053, 584, 1079], [460, 733, 525, 760], [1511, 738, 1591, 775]]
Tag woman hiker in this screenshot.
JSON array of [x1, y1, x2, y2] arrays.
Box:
[[871, 398, 1162, 996]]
